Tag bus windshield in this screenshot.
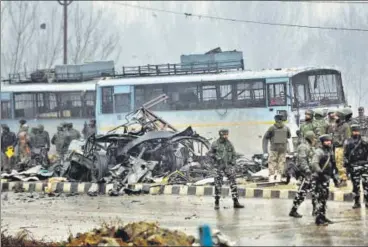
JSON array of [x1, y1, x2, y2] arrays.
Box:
[[291, 70, 345, 108]]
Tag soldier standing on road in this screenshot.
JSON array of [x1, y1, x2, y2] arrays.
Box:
[[82, 119, 96, 139], [1, 124, 17, 173], [37, 124, 50, 152], [300, 110, 318, 138], [51, 125, 65, 160], [67, 123, 81, 141], [343, 107, 354, 128], [289, 131, 317, 218], [332, 110, 351, 187], [262, 114, 291, 182], [352, 107, 368, 136], [311, 134, 334, 226], [209, 129, 244, 210], [344, 124, 368, 209]]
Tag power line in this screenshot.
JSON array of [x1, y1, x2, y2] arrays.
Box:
[[112, 2, 368, 32]]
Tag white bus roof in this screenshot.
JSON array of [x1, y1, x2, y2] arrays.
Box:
[[1, 81, 97, 93], [97, 66, 340, 87]]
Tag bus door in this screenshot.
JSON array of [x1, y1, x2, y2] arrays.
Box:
[[266, 78, 289, 119]]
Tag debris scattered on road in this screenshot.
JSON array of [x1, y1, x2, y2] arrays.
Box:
[[1, 221, 233, 246]]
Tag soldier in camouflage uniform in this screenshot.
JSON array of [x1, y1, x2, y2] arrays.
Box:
[[51, 125, 65, 160], [300, 110, 318, 138], [343, 107, 353, 128], [352, 107, 368, 136], [314, 109, 328, 136], [326, 109, 336, 135], [37, 124, 50, 151], [209, 129, 244, 210], [311, 134, 334, 226], [82, 119, 96, 139], [344, 124, 368, 209], [332, 110, 351, 186], [263, 114, 291, 182], [289, 131, 317, 218]]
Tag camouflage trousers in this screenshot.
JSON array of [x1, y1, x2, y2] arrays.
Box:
[[214, 166, 238, 199], [268, 151, 286, 176], [313, 178, 330, 218], [335, 147, 348, 181], [291, 177, 317, 210], [351, 163, 368, 202]]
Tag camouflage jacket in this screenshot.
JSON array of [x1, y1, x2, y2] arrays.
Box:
[[326, 119, 336, 135], [51, 131, 65, 154], [352, 116, 368, 135], [311, 147, 333, 179], [314, 118, 328, 136], [332, 122, 351, 147], [300, 120, 319, 137], [209, 138, 236, 168], [296, 141, 315, 176]]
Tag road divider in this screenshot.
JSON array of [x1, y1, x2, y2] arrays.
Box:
[[0, 181, 355, 202]]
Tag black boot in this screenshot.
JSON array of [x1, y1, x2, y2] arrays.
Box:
[[214, 197, 220, 210], [323, 215, 334, 224], [315, 215, 328, 226], [289, 208, 302, 218], [233, 198, 244, 209], [352, 197, 361, 209]]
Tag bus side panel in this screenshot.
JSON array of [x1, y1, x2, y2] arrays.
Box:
[[97, 107, 285, 155]]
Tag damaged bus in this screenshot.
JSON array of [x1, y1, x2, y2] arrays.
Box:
[[95, 64, 347, 155]]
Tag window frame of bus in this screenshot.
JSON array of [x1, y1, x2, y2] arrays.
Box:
[[13, 91, 95, 119], [267, 82, 287, 107], [133, 79, 267, 111], [101, 86, 132, 114]]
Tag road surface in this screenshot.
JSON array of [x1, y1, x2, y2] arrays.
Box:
[[1, 193, 367, 246]]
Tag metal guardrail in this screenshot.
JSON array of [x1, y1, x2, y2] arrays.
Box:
[[121, 59, 245, 77], [3, 59, 245, 84]]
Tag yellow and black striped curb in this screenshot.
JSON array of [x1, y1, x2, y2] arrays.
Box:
[[0, 181, 356, 202]]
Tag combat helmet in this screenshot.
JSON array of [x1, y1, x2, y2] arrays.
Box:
[[219, 129, 229, 136], [327, 108, 336, 115], [314, 109, 324, 118], [351, 124, 361, 132], [305, 109, 314, 116], [274, 114, 284, 122], [358, 106, 364, 112], [319, 134, 333, 143], [335, 109, 345, 119], [304, 130, 315, 142], [342, 107, 353, 118]]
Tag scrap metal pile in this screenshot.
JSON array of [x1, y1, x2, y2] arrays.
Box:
[[3, 95, 296, 187]]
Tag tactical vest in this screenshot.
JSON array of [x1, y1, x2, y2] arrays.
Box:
[[316, 148, 333, 176], [34, 134, 46, 148], [273, 126, 288, 144]]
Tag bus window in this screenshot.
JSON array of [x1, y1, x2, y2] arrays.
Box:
[[36, 92, 59, 118], [114, 93, 131, 113], [1, 101, 11, 119], [268, 83, 287, 106], [166, 83, 201, 110], [101, 87, 114, 114], [84, 91, 95, 118], [235, 80, 266, 108], [14, 93, 37, 118], [58, 92, 83, 118]]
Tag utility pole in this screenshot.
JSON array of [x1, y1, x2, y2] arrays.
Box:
[[57, 0, 73, 65]]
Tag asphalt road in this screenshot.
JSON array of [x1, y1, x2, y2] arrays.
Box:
[[1, 193, 367, 246]]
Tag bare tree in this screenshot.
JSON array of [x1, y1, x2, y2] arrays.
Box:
[[68, 1, 121, 64], [5, 1, 39, 75]]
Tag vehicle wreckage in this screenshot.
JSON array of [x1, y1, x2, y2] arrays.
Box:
[[2, 95, 299, 187]]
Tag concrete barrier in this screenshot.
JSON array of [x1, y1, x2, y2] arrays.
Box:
[[0, 181, 355, 202]]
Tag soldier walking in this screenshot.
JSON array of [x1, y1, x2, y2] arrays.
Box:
[[344, 124, 368, 209], [326, 109, 336, 135], [51, 125, 66, 160], [263, 114, 291, 182], [289, 131, 317, 218], [311, 134, 334, 226], [209, 129, 244, 210], [352, 107, 368, 136], [332, 110, 351, 187], [314, 109, 328, 136]]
